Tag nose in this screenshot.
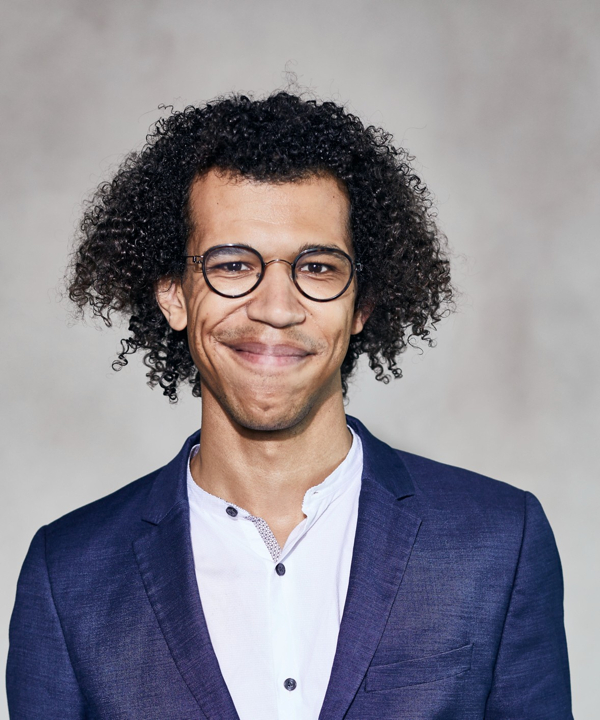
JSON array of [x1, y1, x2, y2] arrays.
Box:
[[245, 260, 306, 328]]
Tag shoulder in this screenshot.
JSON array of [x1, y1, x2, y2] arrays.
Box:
[[41, 468, 162, 555], [351, 414, 529, 517], [39, 431, 197, 556], [393, 448, 556, 555], [352, 414, 521, 497], [13, 465, 168, 607], [398, 448, 526, 506]]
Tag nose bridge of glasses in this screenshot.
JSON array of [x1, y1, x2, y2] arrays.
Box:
[[264, 257, 294, 270], [261, 258, 296, 287]]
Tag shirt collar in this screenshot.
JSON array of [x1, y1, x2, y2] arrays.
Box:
[[300, 426, 362, 517], [186, 426, 363, 524]]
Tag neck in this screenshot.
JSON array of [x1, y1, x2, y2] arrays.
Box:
[[190, 388, 352, 546]]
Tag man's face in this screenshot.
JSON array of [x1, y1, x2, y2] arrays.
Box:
[[159, 169, 367, 432]]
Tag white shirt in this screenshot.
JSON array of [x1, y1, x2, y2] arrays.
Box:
[[187, 428, 363, 720]]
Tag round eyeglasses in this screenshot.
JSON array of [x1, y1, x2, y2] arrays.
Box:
[[184, 244, 361, 302]]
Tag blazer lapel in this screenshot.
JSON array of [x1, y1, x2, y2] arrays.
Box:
[[318, 418, 422, 720], [132, 433, 239, 720]]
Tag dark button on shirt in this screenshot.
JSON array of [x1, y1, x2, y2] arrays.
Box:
[[275, 563, 286, 576], [283, 678, 297, 691], [226, 506, 238, 518]]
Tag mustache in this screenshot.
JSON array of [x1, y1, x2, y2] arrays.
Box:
[[213, 326, 327, 355]]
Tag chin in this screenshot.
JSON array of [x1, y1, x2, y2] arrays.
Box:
[[204, 369, 342, 433], [214, 380, 321, 433], [227, 397, 315, 433]]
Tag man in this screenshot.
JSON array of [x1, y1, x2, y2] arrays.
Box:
[[7, 92, 572, 719]]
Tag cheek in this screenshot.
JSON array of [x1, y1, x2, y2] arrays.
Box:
[[183, 295, 218, 360], [313, 306, 355, 358], [185, 295, 245, 363]]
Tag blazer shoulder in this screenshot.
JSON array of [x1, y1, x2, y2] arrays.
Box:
[[42, 466, 163, 553], [349, 415, 527, 517], [396, 447, 528, 517], [388, 449, 554, 561]]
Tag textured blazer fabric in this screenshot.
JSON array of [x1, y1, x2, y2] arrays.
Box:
[[7, 417, 573, 719]]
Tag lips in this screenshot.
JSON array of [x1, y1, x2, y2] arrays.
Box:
[[223, 341, 312, 366]]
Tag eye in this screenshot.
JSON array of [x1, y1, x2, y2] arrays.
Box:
[[213, 261, 252, 274], [204, 247, 261, 278], [299, 262, 331, 275], [296, 256, 346, 278]]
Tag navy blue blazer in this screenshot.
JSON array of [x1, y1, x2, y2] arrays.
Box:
[[7, 417, 572, 719]]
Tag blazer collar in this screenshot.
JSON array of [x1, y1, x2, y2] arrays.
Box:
[[320, 416, 422, 719], [346, 415, 415, 500], [141, 415, 415, 525], [140, 430, 200, 526], [137, 417, 420, 720], [135, 429, 239, 720]]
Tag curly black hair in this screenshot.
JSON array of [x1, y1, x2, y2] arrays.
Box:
[[68, 91, 454, 401]]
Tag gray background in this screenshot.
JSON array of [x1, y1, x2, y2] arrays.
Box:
[[1, 0, 598, 717]]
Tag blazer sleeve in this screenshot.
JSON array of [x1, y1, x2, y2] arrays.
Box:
[[6, 527, 87, 719], [484, 491, 573, 719]]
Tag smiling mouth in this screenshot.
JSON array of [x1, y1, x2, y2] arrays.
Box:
[[224, 341, 313, 367]]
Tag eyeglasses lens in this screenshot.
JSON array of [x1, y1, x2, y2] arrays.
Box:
[[202, 246, 352, 300], [204, 247, 263, 296], [294, 251, 352, 300]]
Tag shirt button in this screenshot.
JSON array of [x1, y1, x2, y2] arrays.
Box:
[[275, 563, 286, 576], [283, 678, 297, 691], [225, 506, 238, 517]]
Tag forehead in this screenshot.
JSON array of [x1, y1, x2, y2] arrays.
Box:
[[187, 169, 352, 254]]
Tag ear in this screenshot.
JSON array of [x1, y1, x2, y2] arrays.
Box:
[[155, 276, 188, 331], [350, 301, 373, 335]]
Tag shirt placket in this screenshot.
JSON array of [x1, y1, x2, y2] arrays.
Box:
[[269, 551, 303, 720]]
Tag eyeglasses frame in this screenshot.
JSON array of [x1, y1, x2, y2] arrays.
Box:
[[183, 244, 361, 302]]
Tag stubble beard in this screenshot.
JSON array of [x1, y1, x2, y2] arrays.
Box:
[[203, 325, 339, 433], [201, 363, 342, 435]]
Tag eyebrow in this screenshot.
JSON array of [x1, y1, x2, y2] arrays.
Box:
[[295, 242, 348, 254], [224, 242, 350, 255]]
